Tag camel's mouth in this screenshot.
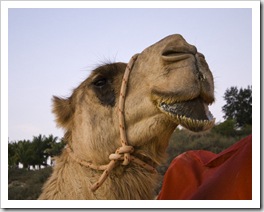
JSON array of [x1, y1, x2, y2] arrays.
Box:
[[158, 97, 215, 132]]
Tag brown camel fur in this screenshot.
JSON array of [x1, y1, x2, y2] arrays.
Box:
[[38, 34, 215, 200]]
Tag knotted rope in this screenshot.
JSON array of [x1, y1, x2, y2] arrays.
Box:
[[66, 54, 157, 192]]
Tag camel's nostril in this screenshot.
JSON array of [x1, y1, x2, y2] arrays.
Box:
[[162, 50, 181, 57], [161, 50, 192, 62], [161, 48, 188, 56]]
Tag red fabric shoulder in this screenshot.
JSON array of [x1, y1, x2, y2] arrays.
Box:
[[158, 135, 252, 200]]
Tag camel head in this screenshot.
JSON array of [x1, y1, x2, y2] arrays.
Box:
[[139, 34, 215, 131], [52, 34, 215, 167]]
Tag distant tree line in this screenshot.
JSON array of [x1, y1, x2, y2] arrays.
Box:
[[8, 134, 66, 170]]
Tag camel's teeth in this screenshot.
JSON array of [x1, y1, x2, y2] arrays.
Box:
[[158, 104, 215, 132]]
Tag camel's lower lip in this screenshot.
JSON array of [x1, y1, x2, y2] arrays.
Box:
[[159, 98, 215, 132]]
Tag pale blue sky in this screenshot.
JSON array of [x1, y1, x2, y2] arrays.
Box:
[[8, 8, 252, 141]]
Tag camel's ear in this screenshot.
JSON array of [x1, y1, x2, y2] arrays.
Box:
[[52, 96, 73, 128]]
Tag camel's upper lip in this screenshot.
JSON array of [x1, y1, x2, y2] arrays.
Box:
[[158, 97, 215, 132]]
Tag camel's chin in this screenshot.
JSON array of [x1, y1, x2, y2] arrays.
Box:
[[158, 97, 215, 132]]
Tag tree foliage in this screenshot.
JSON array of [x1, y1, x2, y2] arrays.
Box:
[[212, 119, 237, 137], [8, 134, 66, 169], [222, 86, 252, 127]]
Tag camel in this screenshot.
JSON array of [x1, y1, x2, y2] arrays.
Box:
[[38, 34, 215, 200]]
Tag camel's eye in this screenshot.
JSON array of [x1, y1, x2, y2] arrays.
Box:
[[91, 75, 115, 107], [93, 78, 107, 87]]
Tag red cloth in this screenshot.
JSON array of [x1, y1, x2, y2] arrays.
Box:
[[158, 135, 252, 200]]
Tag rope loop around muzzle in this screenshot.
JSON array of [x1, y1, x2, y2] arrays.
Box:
[[67, 53, 157, 192]]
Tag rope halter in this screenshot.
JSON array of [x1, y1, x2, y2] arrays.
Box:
[[66, 54, 157, 192]]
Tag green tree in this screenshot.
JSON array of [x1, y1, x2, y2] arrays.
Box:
[[31, 134, 50, 169], [222, 86, 252, 127], [8, 142, 19, 168], [212, 119, 237, 137], [16, 140, 34, 170], [44, 135, 66, 166], [8, 134, 65, 170]]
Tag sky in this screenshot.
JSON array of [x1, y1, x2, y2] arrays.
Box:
[[7, 6, 253, 142]]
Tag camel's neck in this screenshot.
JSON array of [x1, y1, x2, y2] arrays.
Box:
[[39, 148, 159, 200], [67, 143, 158, 192], [39, 108, 175, 199]]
